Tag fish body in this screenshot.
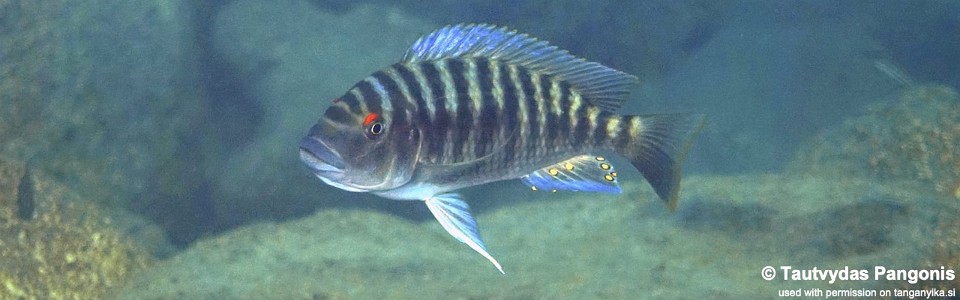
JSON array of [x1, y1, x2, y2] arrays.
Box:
[[300, 24, 704, 273]]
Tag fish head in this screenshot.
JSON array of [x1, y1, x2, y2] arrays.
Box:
[[300, 95, 422, 193]]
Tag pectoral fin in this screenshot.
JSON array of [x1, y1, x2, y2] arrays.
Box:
[[521, 155, 621, 193], [425, 193, 504, 274]]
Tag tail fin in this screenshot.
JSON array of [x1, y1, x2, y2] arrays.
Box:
[[618, 113, 705, 211]]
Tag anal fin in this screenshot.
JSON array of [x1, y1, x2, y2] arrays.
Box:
[[520, 155, 621, 193], [425, 194, 504, 274]]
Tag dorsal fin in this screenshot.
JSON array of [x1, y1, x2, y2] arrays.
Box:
[[402, 24, 639, 112]]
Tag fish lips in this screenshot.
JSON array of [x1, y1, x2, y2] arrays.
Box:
[[299, 136, 347, 176]]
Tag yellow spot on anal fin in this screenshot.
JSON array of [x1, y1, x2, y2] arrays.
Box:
[[548, 167, 560, 176], [563, 162, 575, 171], [599, 163, 611, 170], [531, 186, 538, 191], [604, 174, 615, 182], [595, 156, 605, 161], [611, 172, 617, 177]]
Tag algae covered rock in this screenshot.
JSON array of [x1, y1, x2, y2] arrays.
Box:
[[0, 157, 150, 299], [0, 0, 209, 248], [791, 84, 960, 198], [790, 83, 960, 292], [910, 207, 960, 291]]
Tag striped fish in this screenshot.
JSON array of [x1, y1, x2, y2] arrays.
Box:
[[299, 24, 704, 274]]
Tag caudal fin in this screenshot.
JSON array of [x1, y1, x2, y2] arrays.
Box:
[[618, 113, 705, 210]]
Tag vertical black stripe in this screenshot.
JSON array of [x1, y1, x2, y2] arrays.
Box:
[[499, 62, 518, 131], [572, 95, 591, 144], [422, 62, 447, 162], [355, 80, 382, 114], [447, 60, 472, 162], [447, 59, 470, 102], [394, 64, 430, 126], [518, 67, 538, 161], [617, 115, 635, 149], [475, 58, 497, 157], [372, 71, 407, 129], [540, 74, 558, 143], [500, 63, 520, 164], [497, 63, 519, 164], [558, 82, 573, 140], [498, 62, 518, 155], [322, 106, 353, 124], [594, 112, 613, 146], [338, 93, 362, 114], [422, 62, 446, 108], [502, 132, 518, 169]]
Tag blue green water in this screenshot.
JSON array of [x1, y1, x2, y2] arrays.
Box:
[[2, 0, 959, 298]]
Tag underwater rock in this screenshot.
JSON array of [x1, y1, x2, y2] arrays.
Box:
[[787, 199, 909, 260], [0, 157, 150, 299], [0, 0, 199, 201], [0, 0, 206, 250], [673, 197, 775, 238], [107, 209, 448, 299], [906, 204, 960, 291], [676, 175, 934, 263], [791, 85, 960, 198], [204, 0, 436, 228]]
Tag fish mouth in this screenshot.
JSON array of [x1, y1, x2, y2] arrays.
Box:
[[299, 136, 346, 175]]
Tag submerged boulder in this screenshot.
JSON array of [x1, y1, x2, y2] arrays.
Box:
[[0, 0, 205, 249], [0, 157, 151, 299], [791, 84, 960, 198]]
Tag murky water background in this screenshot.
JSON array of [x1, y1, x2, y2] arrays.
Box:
[[1, 1, 958, 298]]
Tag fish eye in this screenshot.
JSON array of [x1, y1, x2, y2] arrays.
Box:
[[362, 112, 385, 138], [369, 122, 384, 135]]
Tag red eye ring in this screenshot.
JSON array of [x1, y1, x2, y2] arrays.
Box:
[[363, 112, 384, 136], [363, 112, 379, 127]]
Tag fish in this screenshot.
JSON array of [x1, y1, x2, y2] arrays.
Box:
[[299, 24, 705, 274], [17, 163, 35, 220]]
